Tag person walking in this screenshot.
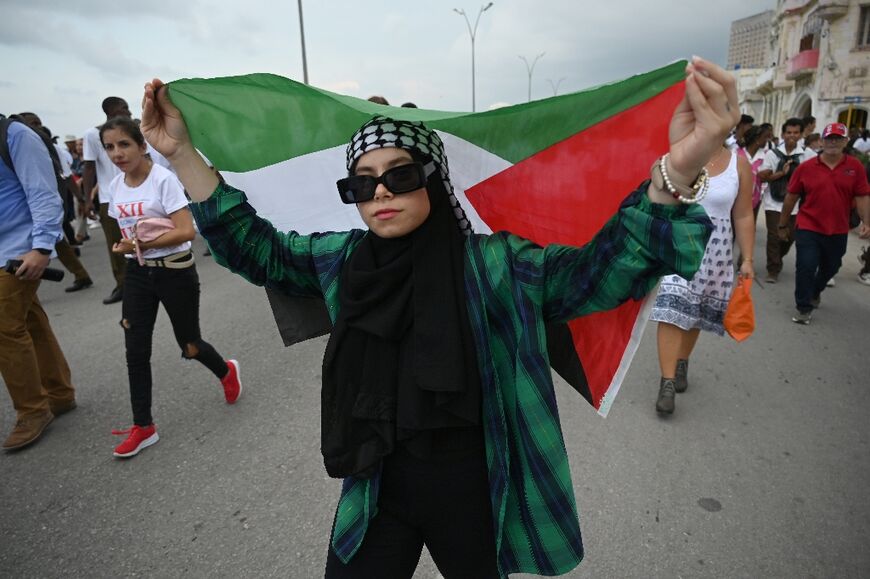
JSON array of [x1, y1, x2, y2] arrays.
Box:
[[0, 115, 77, 451], [100, 117, 242, 458], [758, 118, 816, 283], [737, 125, 766, 223], [650, 144, 755, 414], [779, 123, 870, 324], [140, 56, 738, 577]]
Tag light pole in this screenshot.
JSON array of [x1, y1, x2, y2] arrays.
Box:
[[454, 3, 494, 112], [519, 52, 545, 102], [297, 0, 309, 84], [547, 77, 566, 97]]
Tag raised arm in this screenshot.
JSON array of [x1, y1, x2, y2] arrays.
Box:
[[140, 79, 219, 202], [647, 57, 741, 204]]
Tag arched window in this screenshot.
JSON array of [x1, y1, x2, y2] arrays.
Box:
[[838, 108, 868, 130]]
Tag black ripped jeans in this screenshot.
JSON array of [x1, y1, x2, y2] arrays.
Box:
[[121, 259, 227, 426]]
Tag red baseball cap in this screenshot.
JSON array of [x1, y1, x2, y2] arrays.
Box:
[[821, 122, 847, 138]]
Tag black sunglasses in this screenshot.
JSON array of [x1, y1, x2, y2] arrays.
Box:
[[336, 161, 435, 204]]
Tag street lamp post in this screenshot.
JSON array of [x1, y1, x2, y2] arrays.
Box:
[[547, 77, 566, 97], [454, 3, 494, 112], [519, 52, 545, 103], [297, 0, 309, 84]]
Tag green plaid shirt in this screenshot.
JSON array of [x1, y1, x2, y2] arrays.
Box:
[[191, 182, 711, 577]]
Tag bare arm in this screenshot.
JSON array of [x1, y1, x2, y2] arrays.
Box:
[[82, 160, 96, 208], [758, 159, 792, 183], [779, 192, 800, 223], [732, 155, 755, 278], [857, 196, 870, 239], [646, 57, 740, 205]]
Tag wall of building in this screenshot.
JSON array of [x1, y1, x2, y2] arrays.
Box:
[[737, 0, 870, 130]]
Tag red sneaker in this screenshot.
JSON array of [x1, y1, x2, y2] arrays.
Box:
[[112, 424, 159, 458], [221, 360, 242, 404]]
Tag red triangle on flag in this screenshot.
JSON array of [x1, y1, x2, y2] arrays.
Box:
[[464, 84, 685, 411]]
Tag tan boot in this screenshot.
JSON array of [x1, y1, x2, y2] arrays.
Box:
[[2, 411, 54, 451], [49, 399, 77, 417]]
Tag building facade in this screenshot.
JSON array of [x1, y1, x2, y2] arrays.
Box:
[[735, 0, 870, 131], [728, 11, 775, 70]]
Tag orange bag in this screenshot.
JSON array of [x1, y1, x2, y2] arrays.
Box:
[[723, 277, 755, 342]]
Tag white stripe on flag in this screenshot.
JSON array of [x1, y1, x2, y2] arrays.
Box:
[[218, 133, 512, 236]]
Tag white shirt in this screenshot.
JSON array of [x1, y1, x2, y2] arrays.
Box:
[[760, 143, 816, 214], [54, 144, 73, 178], [106, 164, 191, 260], [854, 138, 870, 154], [82, 126, 120, 201]]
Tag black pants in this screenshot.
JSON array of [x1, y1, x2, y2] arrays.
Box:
[[121, 260, 227, 426], [794, 229, 848, 313], [325, 444, 500, 578]]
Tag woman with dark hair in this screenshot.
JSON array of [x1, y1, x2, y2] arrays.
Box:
[[737, 124, 767, 221], [140, 56, 738, 577], [100, 117, 242, 458]]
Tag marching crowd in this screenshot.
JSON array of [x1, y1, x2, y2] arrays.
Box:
[[1, 57, 869, 576], [2, 99, 870, 451]]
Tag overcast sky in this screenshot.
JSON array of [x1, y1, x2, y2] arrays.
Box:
[[2, 0, 776, 139]]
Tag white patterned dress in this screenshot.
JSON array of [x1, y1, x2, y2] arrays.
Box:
[[650, 151, 740, 335]]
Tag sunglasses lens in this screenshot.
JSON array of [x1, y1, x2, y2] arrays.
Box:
[[384, 164, 423, 193], [337, 176, 376, 204]]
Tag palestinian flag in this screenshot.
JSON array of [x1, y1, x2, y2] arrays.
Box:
[[168, 60, 687, 416]]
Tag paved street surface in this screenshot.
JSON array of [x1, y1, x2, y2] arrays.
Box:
[[1, 224, 868, 579]]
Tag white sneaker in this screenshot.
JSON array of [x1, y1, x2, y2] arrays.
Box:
[[859, 272, 870, 286], [826, 277, 836, 287]]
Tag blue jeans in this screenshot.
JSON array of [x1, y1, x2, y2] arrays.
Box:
[[794, 229, 847, 313]]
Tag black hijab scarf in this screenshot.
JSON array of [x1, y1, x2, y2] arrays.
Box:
[[321, 117, 481, 479]]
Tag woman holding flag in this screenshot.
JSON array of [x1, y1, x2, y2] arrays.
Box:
[[140, 57, 738, 577]]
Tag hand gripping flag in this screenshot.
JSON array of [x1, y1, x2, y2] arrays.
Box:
[[168, 60, 686, 416]]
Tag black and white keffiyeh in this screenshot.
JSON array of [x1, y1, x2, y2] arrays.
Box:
[[346, 116, 473, 236]]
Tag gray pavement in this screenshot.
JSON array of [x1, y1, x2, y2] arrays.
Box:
[[1, 223, 869, 579]]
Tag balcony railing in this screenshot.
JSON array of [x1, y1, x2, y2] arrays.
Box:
[[786, 48, 819, 79]]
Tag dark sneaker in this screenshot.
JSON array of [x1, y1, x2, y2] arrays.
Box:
[[792, 310, 812, 325], [49, 399, 77, 417], [221, 360, 242, 404], [655, 378, 676, 414], [65, 278, 93, 293], [674, 359, 689, 393], [102, 286, 123, 305], [765, 272, 778, 284], [2, 411, 54, 451], [859, 272, 870, 286], [112, 424, 159, 458]]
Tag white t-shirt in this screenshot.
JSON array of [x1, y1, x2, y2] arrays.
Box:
[[82, 125, 174, 204], [82, 126, 120, 200], [54, 144, 73, 178], [854, 138, 870, 154], [760, 143, 816, 214], [106, 163, 191, 260]]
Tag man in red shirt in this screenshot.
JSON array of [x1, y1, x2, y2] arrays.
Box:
[[779, 123, 870, 324]]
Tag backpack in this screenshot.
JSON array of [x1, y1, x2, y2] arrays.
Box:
[[0, 114, 66, 197], [768, 148, 803, 202]]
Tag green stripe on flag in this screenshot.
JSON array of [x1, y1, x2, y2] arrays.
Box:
[[168, 60, 685, 172]]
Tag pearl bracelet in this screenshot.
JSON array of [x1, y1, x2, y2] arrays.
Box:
[[658, 154, 710, 205]]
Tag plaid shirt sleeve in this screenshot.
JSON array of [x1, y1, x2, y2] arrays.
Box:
[[506, 182, 713, 322], [189, 182, 347, 298]]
